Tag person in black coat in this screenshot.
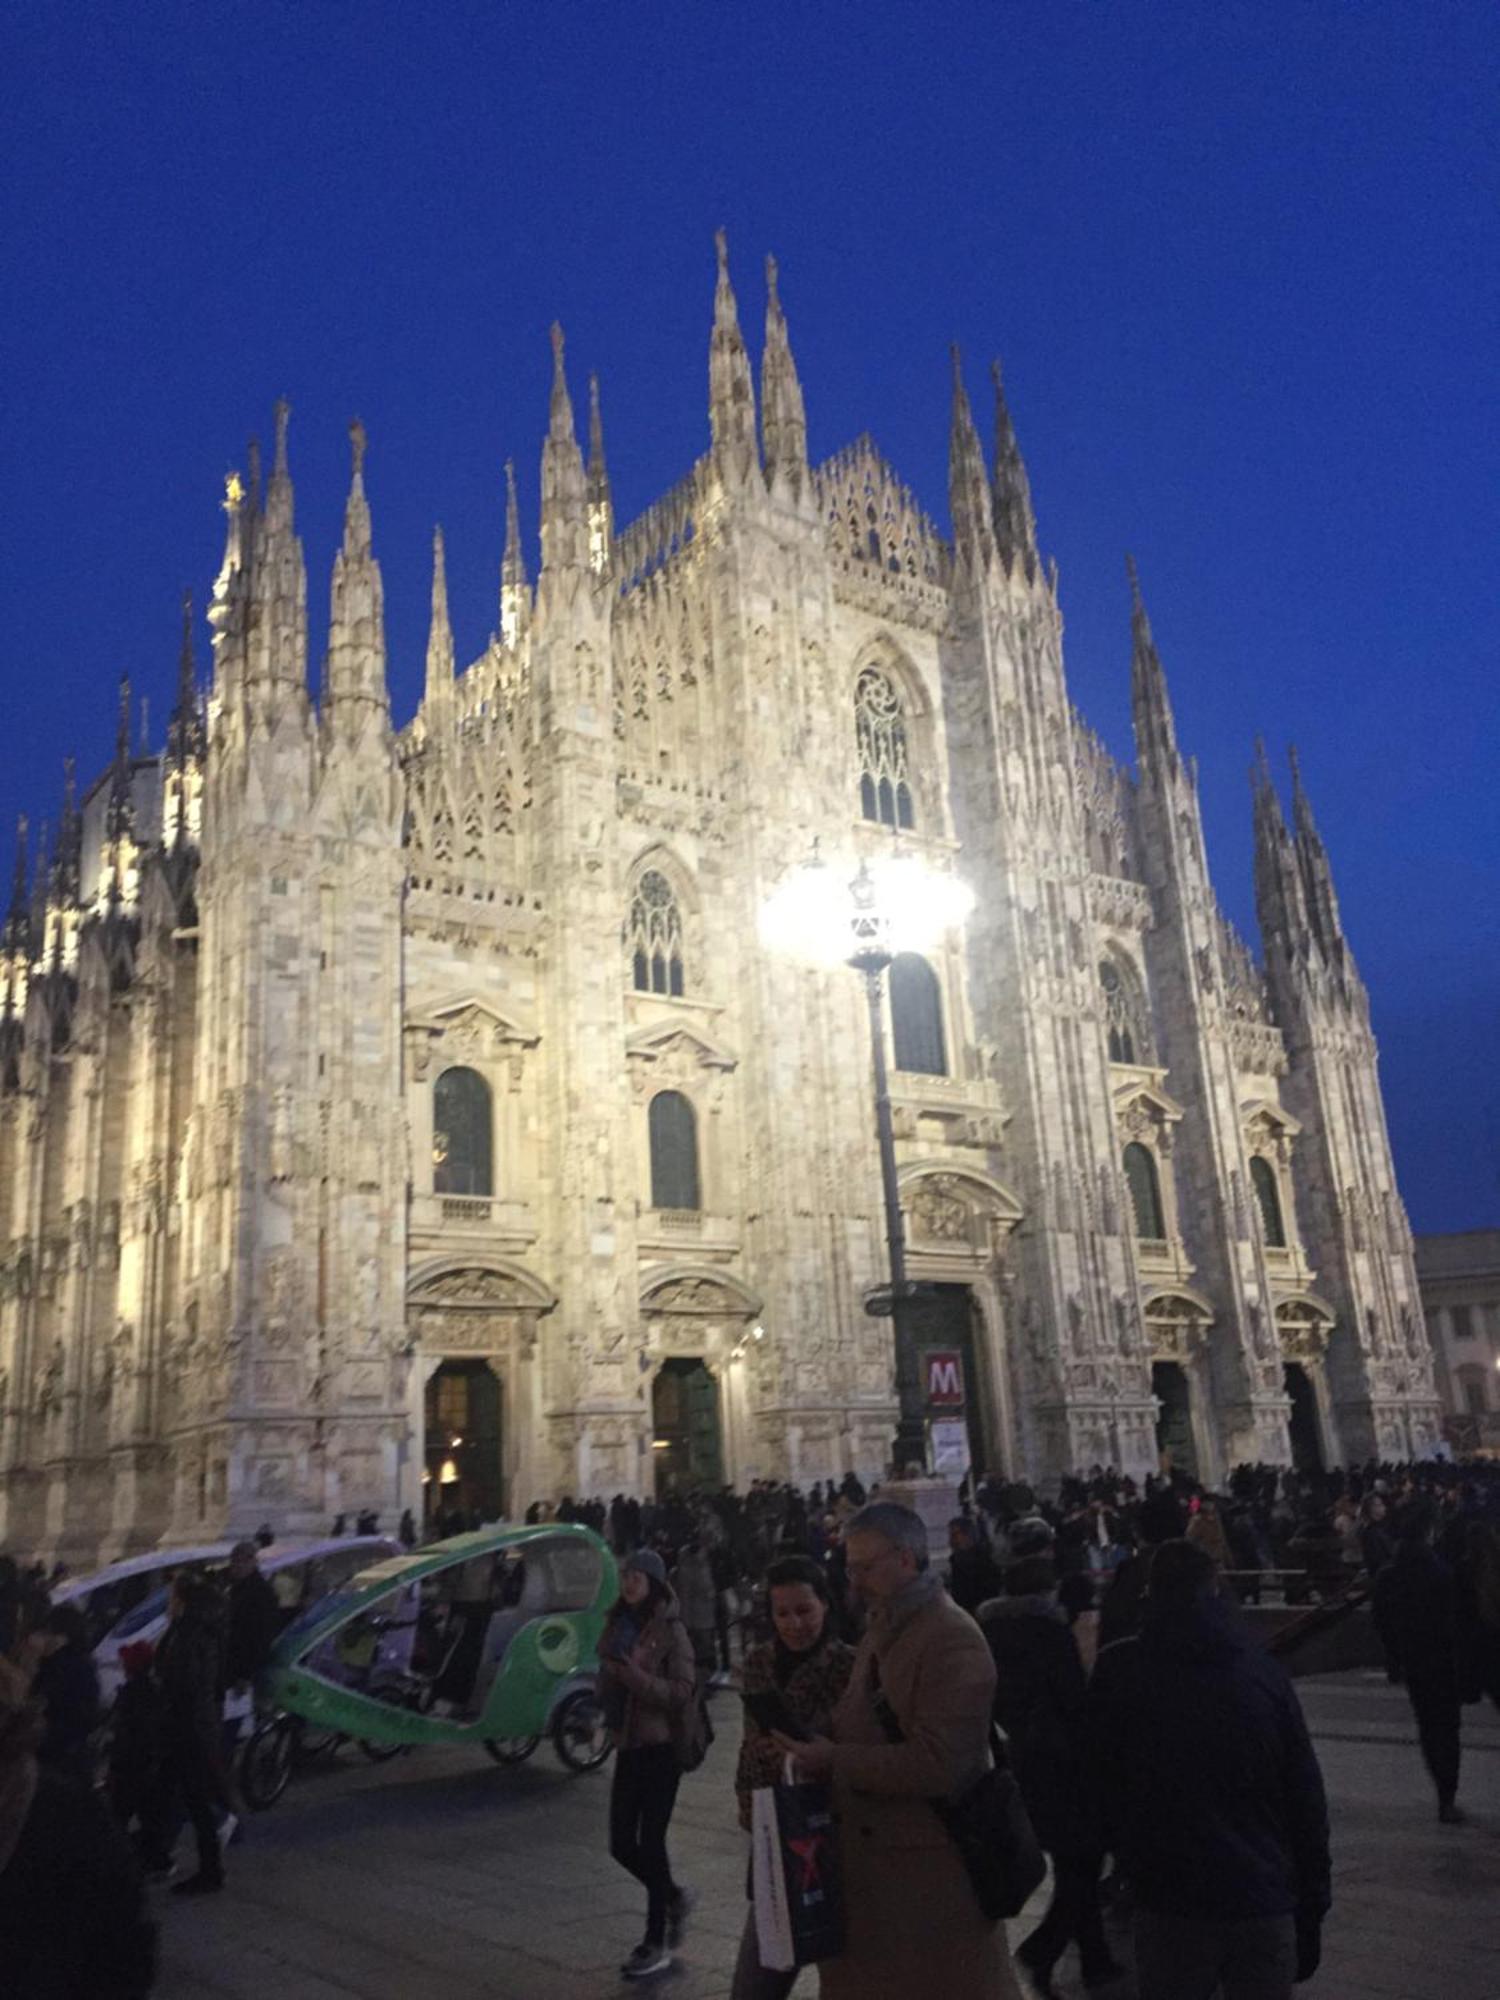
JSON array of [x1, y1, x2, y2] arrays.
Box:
[[1089, 1540, 1330, 2000], [0, 1654, 157, 1999], [31, 1604, 100, 1787], [1372, 1501, 1466, 1820], [981, 1538, 1119, 1995], [154, 1575, 231, 1894], [945, 1517, 1002, 1616]]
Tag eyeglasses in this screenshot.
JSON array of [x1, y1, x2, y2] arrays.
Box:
[[846, 1546, 907, 1579]]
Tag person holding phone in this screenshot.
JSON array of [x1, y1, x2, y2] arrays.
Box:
[[731, 1555, 855, 2000]]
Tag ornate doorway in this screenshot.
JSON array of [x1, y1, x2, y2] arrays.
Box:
[[424, 1359, 503, 1529], [651, 1358, 722, 1496], [1284, 1363, 1325, 1473], [1151, 1361, 1197, 1478]]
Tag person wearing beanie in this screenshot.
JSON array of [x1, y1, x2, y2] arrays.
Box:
[[599, 1549, 697, 1981]]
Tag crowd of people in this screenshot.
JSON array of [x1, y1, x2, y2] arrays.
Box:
[[1, 1453, 1498, 1996]]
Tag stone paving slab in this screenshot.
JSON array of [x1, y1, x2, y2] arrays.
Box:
[[152, 1674, 1499, 2000]]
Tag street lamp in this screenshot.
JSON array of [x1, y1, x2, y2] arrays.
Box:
[[761, 848, 974, 1476]]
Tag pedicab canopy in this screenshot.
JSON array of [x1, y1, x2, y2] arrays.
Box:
[[263, 1522, 619, 1749]]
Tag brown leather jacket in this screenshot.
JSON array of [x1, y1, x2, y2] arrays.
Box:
[[606, 1592, 696, 1752]]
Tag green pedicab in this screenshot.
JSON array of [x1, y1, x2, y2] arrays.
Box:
[[261, 1523, 618, 1790]]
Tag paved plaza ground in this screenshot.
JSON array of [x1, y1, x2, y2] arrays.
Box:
[[154, 1672, 1499, 2000]]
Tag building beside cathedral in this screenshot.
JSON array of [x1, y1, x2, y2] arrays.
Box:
[[0, 236, 1440, 1559]]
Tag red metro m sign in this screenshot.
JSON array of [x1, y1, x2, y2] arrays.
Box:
[[924, 1349, 965, 1407]]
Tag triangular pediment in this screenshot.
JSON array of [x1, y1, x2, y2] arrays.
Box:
[[1240, 1094, 1301, 1138], [625, 1019, 736, 1072], [1113, 1075, 1184, 1124], [407, 990, 539, 1047]]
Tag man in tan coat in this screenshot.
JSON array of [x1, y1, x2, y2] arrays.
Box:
[[776, 1501, 1022, 2000]]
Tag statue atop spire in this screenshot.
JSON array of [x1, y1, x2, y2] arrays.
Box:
[[539, 324, 589, 579], [3, 815, 29, 953], [989, 359, 1038, 575], [1128, 555, 1181, 778], [324, 415, 388, 730], [245, 397, 308, 702], [500, 458, 531, 646], [708, 230, 759, 485], [425, 524, 456, 720], [586, 372, 614, 574], [947, 346, 994, 568], [760, 252, 808, 498]]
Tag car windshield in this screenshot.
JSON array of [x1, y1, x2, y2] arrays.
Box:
[[282, 1586, 364, 1650]]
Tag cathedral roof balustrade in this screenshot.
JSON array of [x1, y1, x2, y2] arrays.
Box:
[[1087, 872, 1154, 933], [813, 436, 953, 632], [615, 461, 707, 596]]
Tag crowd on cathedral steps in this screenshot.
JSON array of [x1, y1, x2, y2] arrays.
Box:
[[2, 1456, 1499, 1999]]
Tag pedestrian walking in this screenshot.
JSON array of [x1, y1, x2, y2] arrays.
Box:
[[947, 1516, 1003, 1615], [980, 1527, 1120, 1995], [155, 1574, 233, 1894], [30, 1603, 101, 1787], [731, 1555, 855, 2000], [1089, 1539, 1330, 2000], [600, 1549, 697, 1982], [672, 1537, 719, 1682], [774, 1500, 1022, 2000], [1372, 1501, 1468, 1821]]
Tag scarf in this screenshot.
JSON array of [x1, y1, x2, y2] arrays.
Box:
[[772, 1625, 829, 1689]]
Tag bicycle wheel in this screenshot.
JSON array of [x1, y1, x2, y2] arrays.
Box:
[[293, 1724, 341, 1762], [483, 1734, 541, 1765], [552, 1689, 613, 1773], [241, 1717, 295, 1810]]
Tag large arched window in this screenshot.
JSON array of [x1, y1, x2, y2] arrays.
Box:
[[649, 1090, 700, 1211], [855, 666, 914, 830], [1123, 1141, 1166, 1241], [433, 1066, 493, 1196], [889, 953, 947, 1075], [627, 869, 685, 996], [1250, 1156, 1287, 1248]]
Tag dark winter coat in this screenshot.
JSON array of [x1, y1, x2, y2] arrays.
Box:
[[0, 1769, 157, 1998], [1372, 1545, 1459, 1690], [602, 1590, 696, 1752], [981, 1593, 1100, 1857], [1088, 1594, 1331, 1924], [224, 1569, 281, 1687], [33, 1646, 100, 1782], [734, 1632, 855, 1829], [947, 1542, 1003, 1615], [153, 1597, 225, 1746]]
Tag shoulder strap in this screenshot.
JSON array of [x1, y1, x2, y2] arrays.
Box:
[[868, 1652, 904, 1744]]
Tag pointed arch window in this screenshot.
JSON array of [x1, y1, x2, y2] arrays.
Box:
[[627, 869, 685, 996], [855, 667, 914, 830], [1124, 1141, 1166, 1242], [1100, 956, 1152, 1065], [889, 953, 946, 1076], [433, 1066, 493, 1197], [1250, 1155, 1287, 1248], [649, 1090, 700, 1211]]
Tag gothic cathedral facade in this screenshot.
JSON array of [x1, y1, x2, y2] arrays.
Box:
[[0, 239, 1440, 1558]]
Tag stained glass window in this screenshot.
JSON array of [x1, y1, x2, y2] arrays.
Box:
[[855, 667, 914, 830], [627, 870, 685, 996]]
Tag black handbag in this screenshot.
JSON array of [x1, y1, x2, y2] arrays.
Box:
[[870, 1658, 1046, 1921]]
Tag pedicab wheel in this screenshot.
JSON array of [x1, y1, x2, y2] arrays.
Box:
[[552, 1690, 613, 1773], [294, 1724, 341, 1762], [483, 1735, 542, 1765], [241, 1717, 295, 1810], [357, 1734, 408, 1763], [356, 1678, 415, 1761]]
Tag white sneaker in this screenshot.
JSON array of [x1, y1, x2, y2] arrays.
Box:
[[621, 1943, 672, 1980], [217, 1813, 239, 1850]]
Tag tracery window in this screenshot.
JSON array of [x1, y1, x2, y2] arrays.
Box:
[[889, 953, 947, 1076], [855, 667, 914, 830], [1250, 1156, 1287, 1248], [649, 1090, 700, 1211], [1123, 1141, 1166, 1242], [1100, 956, 1152, 1065], [627, 870, 685, 996], [433, 1066, 493, 1197]]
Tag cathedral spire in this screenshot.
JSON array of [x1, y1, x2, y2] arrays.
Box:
[[245, 397, 308, 702], [1128, 556, 1182, 779], [1288, 745, 1348, 966], [500, 458, 531, 646], [425, 525, 456, 722], [3, 815, 29, 955], [106, 675, 134, 840], [760, 253, 808, 497], [324, 417, 389, 732], [989, 359, 1038, 575], [539, 324, 589, 580], [50, 757, 80, 910], [947, 346, 994, 567], [586, 372, 614, 574], [708, 230, 760, 484], [1252, 736, 1311, 967]]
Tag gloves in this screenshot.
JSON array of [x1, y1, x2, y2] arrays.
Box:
[[1294, 1907, 1323, 1984]]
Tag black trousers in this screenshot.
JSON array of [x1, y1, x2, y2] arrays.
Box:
[[1022, 1851, 1113, 1981], [1406, 1675, 1461, 1806], [161, 1726, 226, 1882], [609, 1743, 682, 1946]]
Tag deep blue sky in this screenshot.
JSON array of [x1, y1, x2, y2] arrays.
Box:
[[2, 4, 1496, 1231]]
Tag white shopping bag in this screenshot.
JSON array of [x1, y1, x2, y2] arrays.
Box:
[[752, 1760, 797, 1973]]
